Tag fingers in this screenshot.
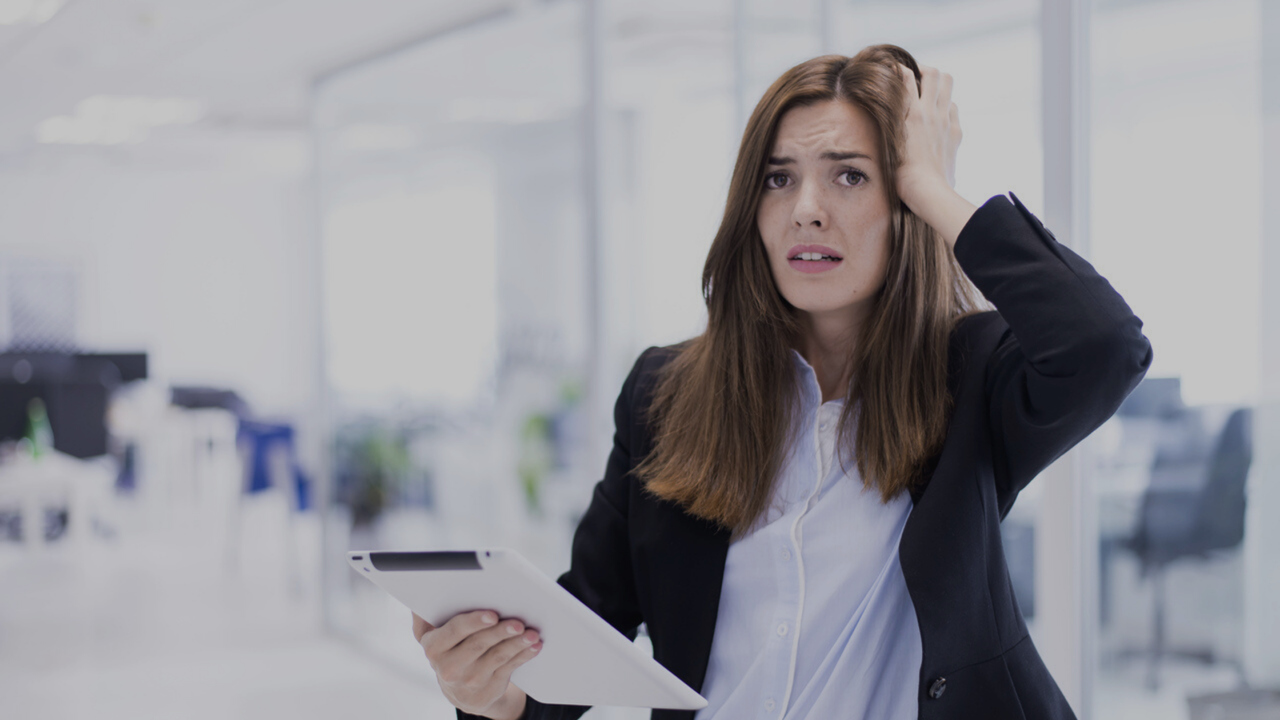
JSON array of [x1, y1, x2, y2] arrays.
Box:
[[899, 64, 920, 101], [490, 637, 544, 685], [918, 65, 953, 106], [919, 65, 938, 106], [899, 64, 954, 112], [444, 618, 539, 671], [421, 609, 499, 657], [937, 71, 954, 109], [459, 621, 537, 665], [413, 612, 435, 644], [902, 64, 950, 104], [477, 628, 542, 677]]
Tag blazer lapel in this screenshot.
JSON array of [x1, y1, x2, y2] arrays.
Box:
[[641, 496, 730, 720]]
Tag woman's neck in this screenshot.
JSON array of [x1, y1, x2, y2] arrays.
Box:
[[798, 309, 863, 404]]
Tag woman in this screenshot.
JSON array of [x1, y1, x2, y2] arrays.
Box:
[[414, 44, 1152, 720]]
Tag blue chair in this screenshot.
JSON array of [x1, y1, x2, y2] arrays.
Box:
[[236, 419, 311, 511], [230, 418, 313, 597]]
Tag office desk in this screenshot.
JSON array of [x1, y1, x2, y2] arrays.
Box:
[[0, 450, 114, 545]]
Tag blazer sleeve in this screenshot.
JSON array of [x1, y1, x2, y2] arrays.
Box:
[[457, 349, 653, 720], [952, 193, 1153, 517]]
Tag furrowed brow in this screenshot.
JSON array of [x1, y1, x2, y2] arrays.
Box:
[[766, 151, 873, 166], [821, 151, 872, 162]]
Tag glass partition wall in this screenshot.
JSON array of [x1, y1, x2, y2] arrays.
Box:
[[312, 1, 1273, 718], [1088, 1, 1265, 718], [313, 2, 594, 681]]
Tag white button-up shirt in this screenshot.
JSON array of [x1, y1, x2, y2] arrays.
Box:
[[695, 350, 922, 720]]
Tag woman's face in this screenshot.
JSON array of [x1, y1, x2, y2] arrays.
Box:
[[757, 100, 892, 330]]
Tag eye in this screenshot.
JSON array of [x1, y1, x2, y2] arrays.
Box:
[[839, 169, 868, 187], [763, 172, 791, 190]]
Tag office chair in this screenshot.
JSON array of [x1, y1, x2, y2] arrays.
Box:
[[1100, 376, 1185, 627], [1122, 406, 1253, 690]]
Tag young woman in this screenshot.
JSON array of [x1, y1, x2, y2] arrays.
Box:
[[413, 44, 1152, 720]]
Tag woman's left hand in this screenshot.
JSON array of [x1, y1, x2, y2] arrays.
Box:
[[894, 63, 975, 246], [896, 64, 961, 210]]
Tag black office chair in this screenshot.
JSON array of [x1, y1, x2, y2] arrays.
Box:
[[1122, 406, 1253, 690]]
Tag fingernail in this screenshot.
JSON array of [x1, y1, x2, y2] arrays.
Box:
[[530, 644, 541, 653], [507, 624, 520, 635], [481, 613, 496, 624], [523, 635, 535, 644]]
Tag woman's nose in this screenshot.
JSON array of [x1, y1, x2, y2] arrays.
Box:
[[792, 183, 828, 229]]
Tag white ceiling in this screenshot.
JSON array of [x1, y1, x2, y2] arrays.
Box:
[[0, 0, 516, 152], [0, 0, 1183, 163]]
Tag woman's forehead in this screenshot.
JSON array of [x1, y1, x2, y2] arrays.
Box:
[[769, 100, 880, 162]]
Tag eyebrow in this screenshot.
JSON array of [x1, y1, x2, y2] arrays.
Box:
[[767, 151, 873, 165]]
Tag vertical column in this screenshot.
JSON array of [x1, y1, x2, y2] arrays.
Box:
[[583, 0, 609, 500], [818, 0, 835, 56], [732, 0, 749, 134], [1245, 0, 1280, 688], [308, 80, 337, 631], [1038, 0, 1093, 715]]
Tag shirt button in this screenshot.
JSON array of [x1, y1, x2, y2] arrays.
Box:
[[776, 622, 788, 637], [764, 698, 776, 712], [781, 548, 791, 561]]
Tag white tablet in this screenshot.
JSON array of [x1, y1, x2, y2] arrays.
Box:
[[348, 548, 707, 711]]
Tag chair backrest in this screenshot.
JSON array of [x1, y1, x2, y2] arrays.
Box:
[[1192, 407, 1252, 552], [1133, 406, 1251, 565], [1148, 406, 1213, 487], [1118, 376, 1184, 419]]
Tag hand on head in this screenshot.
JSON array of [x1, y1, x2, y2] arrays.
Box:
[[895, 63, 962, 213]]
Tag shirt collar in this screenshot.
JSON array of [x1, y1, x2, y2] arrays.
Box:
[[789, 348, 846, 411]]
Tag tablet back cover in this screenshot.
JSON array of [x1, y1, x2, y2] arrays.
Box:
[[349, 549, 706, 711]]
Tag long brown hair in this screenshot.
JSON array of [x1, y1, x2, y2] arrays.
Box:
[[635, 44, 986, 534]]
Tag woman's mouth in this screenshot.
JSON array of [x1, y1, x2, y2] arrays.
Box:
[[787, 245, 843, 274]]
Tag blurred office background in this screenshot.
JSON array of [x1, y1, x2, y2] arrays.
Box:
[[0, 0, 1277, 718]]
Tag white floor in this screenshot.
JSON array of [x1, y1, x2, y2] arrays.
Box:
[[1095, 656, 1245, 720], [0, 494, 458, 720]]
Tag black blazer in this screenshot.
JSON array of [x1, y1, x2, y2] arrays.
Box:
[[461, 193, 1152, 720]]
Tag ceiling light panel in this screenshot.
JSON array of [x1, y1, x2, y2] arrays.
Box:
[[0, 0, 65, 26], [36, 95, 207, 145]]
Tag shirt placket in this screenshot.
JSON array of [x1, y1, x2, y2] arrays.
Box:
[[763, 463, 802, 716], [772, 400, 835, 719]]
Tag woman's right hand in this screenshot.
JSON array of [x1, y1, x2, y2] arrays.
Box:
[[414, 610, 542, 720]]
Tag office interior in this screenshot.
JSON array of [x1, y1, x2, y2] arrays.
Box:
[[0, 0, 1277, 718]]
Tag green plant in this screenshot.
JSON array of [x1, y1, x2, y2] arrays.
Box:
[[336, 424, 410, 528]]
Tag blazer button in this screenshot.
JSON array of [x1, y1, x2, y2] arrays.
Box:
[[928, 677, 947, 699]]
